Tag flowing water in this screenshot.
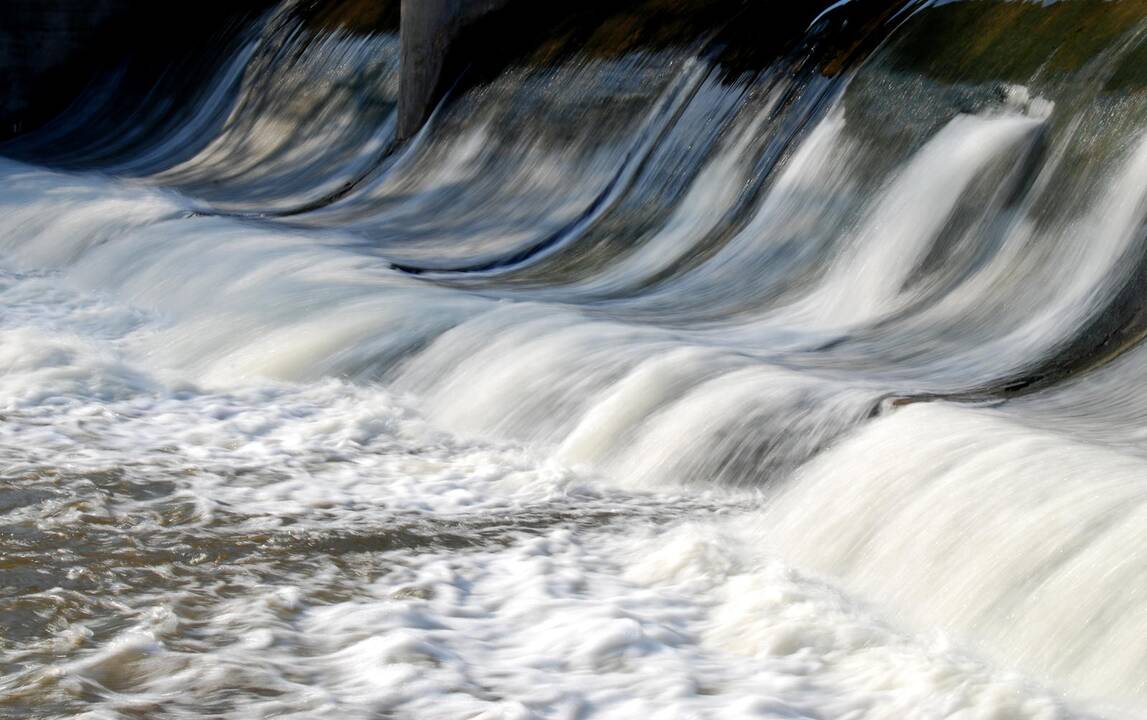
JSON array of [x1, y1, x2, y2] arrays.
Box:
[[4, 0, 1147, 717]]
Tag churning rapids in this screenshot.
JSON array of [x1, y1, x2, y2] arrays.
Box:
[[5, 1, 1147, 718]]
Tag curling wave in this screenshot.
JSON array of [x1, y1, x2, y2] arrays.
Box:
[[5, 0, 1147, 717]]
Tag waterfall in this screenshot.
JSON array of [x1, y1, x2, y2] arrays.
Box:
[[4, 1, 1147, 717]]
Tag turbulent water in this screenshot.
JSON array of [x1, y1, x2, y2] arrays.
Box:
[[5, 0, 1147, 717]]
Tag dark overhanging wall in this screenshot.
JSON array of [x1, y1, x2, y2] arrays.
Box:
[[395, 0, 912, 141], [0, 0, 272, 142], [1, 0, 908, 143], [0, 0, 407, 141], [0, 1, 132, 138]]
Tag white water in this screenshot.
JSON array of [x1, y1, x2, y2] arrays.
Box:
[[5, 10, 1147, 715], [0, 113, 1144, 716], [0, 258, 1105, 719]]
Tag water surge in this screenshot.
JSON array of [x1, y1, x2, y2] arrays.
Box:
[[4, 1, 1147, 717]]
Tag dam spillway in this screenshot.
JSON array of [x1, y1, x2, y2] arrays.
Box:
[[4, 1, 1147, 718]]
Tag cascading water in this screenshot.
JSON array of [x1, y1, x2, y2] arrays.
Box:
[[5, 0, 1147, 717]]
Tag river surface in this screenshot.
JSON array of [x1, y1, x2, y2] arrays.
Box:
[[4, 1, 1147, 718]]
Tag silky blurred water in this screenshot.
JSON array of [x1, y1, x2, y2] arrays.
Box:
[[4, 1, 1147, 718]]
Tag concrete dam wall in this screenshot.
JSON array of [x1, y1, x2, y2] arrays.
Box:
[[0, 0, 884, 142]]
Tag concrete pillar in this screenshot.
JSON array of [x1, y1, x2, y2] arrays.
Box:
[[398, 0, 511, 140]]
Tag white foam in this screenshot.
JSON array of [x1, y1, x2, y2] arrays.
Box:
[[757, 403, 1147, 712], [2, 85, 1145, 719], [0, 208, 1103, 718]]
